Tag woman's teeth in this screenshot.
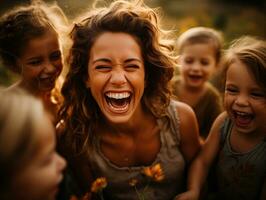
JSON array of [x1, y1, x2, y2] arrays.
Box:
[[105, 92, 131, 113], [105, 92, 130, 99]]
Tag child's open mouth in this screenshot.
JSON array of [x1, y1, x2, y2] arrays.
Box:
[[105, 92, 132, 113], [233, 111, 254, 127], [188, 74, 202, 81], [38, 76, 56, 90]]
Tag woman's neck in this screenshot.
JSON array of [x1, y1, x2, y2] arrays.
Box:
[[100, 106, 156, 137]]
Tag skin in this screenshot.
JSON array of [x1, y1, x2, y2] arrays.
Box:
[[82, 32, 200, 196], [14, 29, 63, 97], [87, 32, 145, 126], [8, 29, 63, 118], [11, 113, 66, 200], [175, 58, 266, 200], [178, 43, 217, 107], [224, 58, 266, 147]]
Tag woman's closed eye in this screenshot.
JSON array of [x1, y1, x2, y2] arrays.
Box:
[[95, 65, 112, 71], [125, 64, 140, 71]]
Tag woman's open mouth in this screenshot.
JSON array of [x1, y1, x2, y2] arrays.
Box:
[[105, 91, 132, 113]]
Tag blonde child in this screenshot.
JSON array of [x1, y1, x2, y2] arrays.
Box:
[[0, 88, 66, 200], [175, 36, 266, 200], [0, 0, 69, 121], [172, 27, 223, 141]]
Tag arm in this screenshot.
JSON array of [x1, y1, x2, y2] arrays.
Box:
[[175, 111, 227, 200], [177, 101, 201, 164]]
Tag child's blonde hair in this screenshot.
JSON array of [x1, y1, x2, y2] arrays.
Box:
[[177, 26, 223, 63], [223, 36, 266, 92], [0, 88, 46, 199]]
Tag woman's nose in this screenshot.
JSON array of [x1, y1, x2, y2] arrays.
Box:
[[109, 70, 127, 86]]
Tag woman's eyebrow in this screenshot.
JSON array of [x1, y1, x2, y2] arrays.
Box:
[[124, 58, 143, 63], [92, 58, 111, 64]]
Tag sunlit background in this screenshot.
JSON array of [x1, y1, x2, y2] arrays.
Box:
[[0, 0, 265, 86]]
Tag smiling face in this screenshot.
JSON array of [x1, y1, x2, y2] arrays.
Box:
[[179, 43, 217, 89], [12, 113, 66, 200], [86, 32, 145, 125], [18, 30, 63, 93], [224, 58, 266, 135]]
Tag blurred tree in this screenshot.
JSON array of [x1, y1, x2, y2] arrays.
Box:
[[0, 0, 265, 86], [213, 14, 227, 30], [212, 0, 265, 10]]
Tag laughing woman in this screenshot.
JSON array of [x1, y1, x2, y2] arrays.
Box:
[[57, 0, 201, 199]]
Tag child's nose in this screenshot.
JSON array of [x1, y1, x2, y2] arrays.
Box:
[[191, 62, 201, 70], [235, 94, 249, 106], [56, 153, 67, 171], [44, 62, 57, 73]]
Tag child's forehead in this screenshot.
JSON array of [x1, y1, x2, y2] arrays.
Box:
[[29, 27, 58, 40], [228, 57, 266, 89], [182, 40, 217, 50], [20, 29, 59, 51], [180, 42, 217, 56]]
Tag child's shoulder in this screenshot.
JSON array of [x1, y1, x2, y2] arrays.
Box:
[[211, 111, 228, 132], [216, 111, 228, 123]]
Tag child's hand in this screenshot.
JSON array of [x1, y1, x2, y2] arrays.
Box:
[[174, 190, 199, 200]]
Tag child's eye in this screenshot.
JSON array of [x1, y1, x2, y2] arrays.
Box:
[[184, 58, 193, 64], [27, 59, 42, 66], [201, 60, 209, 66], [41, 152, 54, 166], [251, 92, 266, 98], [225, 87, 238, 94], [50, 51, 61, 61]]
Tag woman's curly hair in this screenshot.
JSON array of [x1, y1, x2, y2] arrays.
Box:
[[58, 0, 177, 154]]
